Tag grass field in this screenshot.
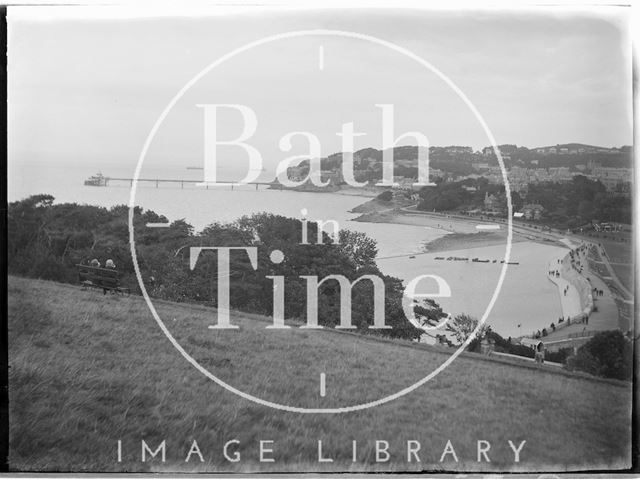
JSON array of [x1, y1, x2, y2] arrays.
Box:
[[599, 238, 634, 293], [8, 276, 632, 473], [574, 231, 633, 293]]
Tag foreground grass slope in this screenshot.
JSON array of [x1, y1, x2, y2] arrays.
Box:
[[8, 276, 631, 472]]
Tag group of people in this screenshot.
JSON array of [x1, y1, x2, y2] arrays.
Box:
[[87, 258, 118, 295], [90, 258, 116, 269], [593, 287, 604, 297]]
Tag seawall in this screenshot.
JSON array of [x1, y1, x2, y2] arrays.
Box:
[[547, 244, 593, 327]]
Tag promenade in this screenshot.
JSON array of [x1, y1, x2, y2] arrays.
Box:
[[542, 239, 620, 346], [546, 250, 582, 320], [374, 205, 628, 345]]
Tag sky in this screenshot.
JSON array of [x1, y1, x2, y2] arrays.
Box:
[[8, 6, 633, 176]]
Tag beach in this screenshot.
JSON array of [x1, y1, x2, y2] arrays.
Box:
[[349, 199, 570, 337], [352, 201, 534, 254]]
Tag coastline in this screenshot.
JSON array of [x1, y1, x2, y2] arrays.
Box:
[[348, 196, 628, 341], [352, 206, 529, 254], [348, 196, 575, 338], [269, 183, 380, 198]]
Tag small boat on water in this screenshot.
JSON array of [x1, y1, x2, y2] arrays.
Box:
[[472, 258, 491, 263], [84, 173, 108, 186]]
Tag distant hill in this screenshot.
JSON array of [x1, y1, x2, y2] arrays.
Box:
[[533, 143, 631, 151]]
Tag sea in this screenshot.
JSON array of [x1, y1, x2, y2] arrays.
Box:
[[9, 160, 564, 338]]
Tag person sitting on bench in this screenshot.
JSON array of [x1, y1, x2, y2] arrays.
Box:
[[90, 258, 101, 268], [105, 259, 116, 269]]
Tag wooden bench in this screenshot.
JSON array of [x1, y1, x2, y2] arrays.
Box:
[[76, 264, 130, 295]]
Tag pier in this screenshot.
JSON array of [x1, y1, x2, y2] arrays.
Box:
[[98, 177, 282, 190]]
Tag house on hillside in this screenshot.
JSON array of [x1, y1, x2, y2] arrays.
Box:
[[287, 166, 307, 182], [484, 192, 506, 215], [521, 203, 544, 220], [444, 146, 473, 155], [483, 144, 517, 157]]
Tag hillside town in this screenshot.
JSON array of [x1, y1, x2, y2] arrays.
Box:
[[284, 143, 632, 224], [288, 143, 631, 194]]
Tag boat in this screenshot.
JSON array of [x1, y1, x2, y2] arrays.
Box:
[[84, 173, 108, 186], [472, 258, 490, 263]]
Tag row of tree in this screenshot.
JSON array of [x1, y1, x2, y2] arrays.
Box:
[[416, 175, 631, 227], [8, 194, 456, 341]]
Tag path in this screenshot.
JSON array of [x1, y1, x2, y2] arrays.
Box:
[[546, 251, 582, 320], [544, 242, 621, 343], [593, 246, 633, 300]]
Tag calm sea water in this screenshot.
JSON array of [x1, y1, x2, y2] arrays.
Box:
[[9, 161, 562, 337]]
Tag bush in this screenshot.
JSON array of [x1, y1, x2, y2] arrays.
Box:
[[566, 331, 632, 380], [546, 347, 571, 364], [377, 190, 393, 201]]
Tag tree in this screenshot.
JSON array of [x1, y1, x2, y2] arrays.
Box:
[[6, 201, 442, 342], [566, 330, 632, 380], [337, 230, 378, 269], [445, 314, 481, 345], [411, 298, 448, 329]]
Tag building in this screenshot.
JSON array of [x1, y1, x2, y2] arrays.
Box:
[[483, 144, 518, 157], [392, 177, 417, 191], [444, 146, 473, 155], [521, 204, 544, 220], [589, 167, 633, 191], [484, 192, 505, 215], [472, 162, 490, 171], [287, 166, 307, 181]]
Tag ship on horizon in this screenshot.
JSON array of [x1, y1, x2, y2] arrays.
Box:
[[84, 172, 108, 186]]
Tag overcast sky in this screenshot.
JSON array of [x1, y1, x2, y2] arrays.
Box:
[[8, 6, 632, 175]]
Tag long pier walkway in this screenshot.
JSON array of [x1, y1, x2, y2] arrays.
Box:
[[101, 177, 281, 190]]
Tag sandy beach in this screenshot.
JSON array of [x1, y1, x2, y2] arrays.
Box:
[[353, 204, 534, 254], [421, 231, 517, 254]]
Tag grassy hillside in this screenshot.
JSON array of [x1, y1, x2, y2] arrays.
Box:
[[8, 276, 631, 473]]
